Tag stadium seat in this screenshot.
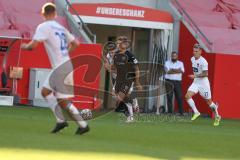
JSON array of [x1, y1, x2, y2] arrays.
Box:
[[0, 0, 53, 14], [175, 0, 240, 53], [200, 26, 240, 54], [188, 11, 230, 28], [179, 0, 240, 29], [179, 0, 217, 13], [8, 12, 43, 38], [0, 12, 5, 28], [0, 0, 68, 39]]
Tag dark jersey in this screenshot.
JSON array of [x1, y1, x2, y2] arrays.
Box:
[[113, 50, 138, 82]]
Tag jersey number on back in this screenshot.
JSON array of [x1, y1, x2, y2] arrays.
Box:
[[55, 32, 68, 55]]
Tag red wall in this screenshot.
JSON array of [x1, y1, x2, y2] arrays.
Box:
[[213, 54, 240, 119], [179, 22, 240, 119], [0, 39, 102, 109]]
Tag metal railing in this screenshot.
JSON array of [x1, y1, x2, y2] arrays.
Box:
[[171, 0, 213, 52], [65, 0, 96, 43]]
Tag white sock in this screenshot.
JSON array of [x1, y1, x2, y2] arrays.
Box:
[[67, 104, 88, 128], [126, 103, 133, 117], [133, 98, 138, 108], [209, 102, 220, 117], [45, 93, 65, 123], [187, 98, 200, 114]]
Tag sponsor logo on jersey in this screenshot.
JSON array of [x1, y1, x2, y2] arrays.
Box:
[[193, 67, 198, 72]]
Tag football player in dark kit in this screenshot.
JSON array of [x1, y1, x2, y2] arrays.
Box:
[[111, 39, 142, 122]]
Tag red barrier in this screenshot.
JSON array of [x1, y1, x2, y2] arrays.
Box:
[[0, 39, 102, 109], [212, 53, 240, 119]]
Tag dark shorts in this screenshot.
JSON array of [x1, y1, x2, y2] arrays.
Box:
[[115, 80, 133, 95]]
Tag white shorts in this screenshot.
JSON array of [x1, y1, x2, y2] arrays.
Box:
[[43, 62, 74, 99], [188, 79, 211, 99]]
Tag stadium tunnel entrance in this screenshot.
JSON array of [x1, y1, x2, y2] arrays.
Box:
[[70, 3, 174, 111]]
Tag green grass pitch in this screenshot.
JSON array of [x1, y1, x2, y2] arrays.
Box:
[[0, 106, 239, 160]]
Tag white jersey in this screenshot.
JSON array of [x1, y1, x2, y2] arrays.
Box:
[[106, 52, 117, 80], [33, 20, 75, 68], [191, 56, 209, 83], [188, 56, 211, 99], [106, 53, 114, 65]]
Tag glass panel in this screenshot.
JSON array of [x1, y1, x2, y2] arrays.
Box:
[[132, 28, 150, 62]]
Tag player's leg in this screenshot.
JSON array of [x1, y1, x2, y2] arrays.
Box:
[[185, 83, 200, 120], [53, 66, 89, 134], [114, 82, 128, 114], [115, 101, 129, 116], [114, 84, 128, 116], [124, 82, 135, 122], [114, 80, 135, 122], [41, 87, 68, 133], [41, 88, 66, 123], [205, 99, 220, 116], [116, 91, 134, 122], [41, 69, 68, 133], [199, 86, 221, 126], [205, 99, 221, 126], [129, 83, 139, 113], [124, 95, 134, 123], [112, 79, 118, 100], [132, 98, 139, 113], [57, 98, 89, 135]]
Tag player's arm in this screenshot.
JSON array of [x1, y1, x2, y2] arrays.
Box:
[[134, 65, 142, 91], [132, 58, 142, 91], [134, 65, 140, 82], [66, 29, 79, 53], [104, 62, 111, 72], [68, 39, 79, 53], [195, 70, 208, 78], [196, 61, 208, 78], [21, 40, 40, 51], [104, 60, 116, 73], [22, 24, 49, 50], [103, 54, 111, 71], [188, 70, 208, 79], [110, 64, 116, 72], [189, 60, 208, 79]]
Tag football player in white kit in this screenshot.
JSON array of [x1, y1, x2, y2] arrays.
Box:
[[185, 44, 221, 126], [21, 3, 89, 134]]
